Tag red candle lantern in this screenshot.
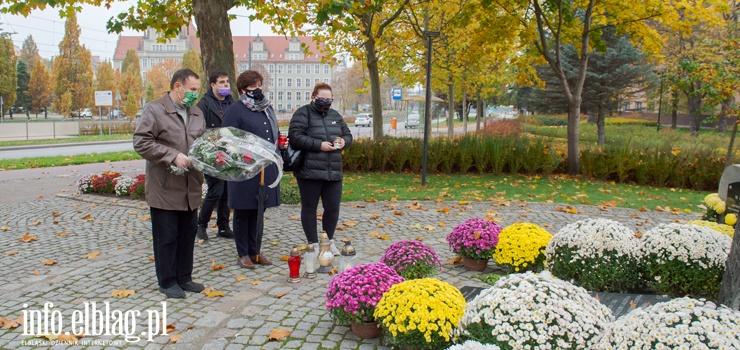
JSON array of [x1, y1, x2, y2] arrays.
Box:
[[288, 247, 301, 283]]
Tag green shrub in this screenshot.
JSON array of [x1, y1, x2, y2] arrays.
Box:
[[280, 174, 301, 204]]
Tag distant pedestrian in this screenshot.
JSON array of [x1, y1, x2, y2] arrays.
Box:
[[288, 82, 352, 255], [133, 68, 206, 299], [195, 70, 235, 241]]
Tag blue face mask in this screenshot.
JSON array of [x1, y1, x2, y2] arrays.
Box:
[[217, 87, 231, 97]]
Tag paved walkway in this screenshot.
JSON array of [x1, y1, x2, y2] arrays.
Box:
[[0, 162, 700, 349]]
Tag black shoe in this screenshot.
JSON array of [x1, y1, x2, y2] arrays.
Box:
[[196, 226, 209, 240], [179, 280, 205, 293], [217, 227, 235, 239], [159, 285, 186, 299]]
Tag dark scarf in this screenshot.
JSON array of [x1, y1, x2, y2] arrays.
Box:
[[239, 94, 272, 112]]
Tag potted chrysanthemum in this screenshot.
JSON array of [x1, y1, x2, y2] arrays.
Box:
[[380, 240, 442, 279], [493, 222, 551, 272], [325, 262, 404, 338], [374, 278, 466, 350], [446, 218, 503, 271]]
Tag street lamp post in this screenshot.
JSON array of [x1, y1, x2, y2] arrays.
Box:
[[421, 30, 439, 187]]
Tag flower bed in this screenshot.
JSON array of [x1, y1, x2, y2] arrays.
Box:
[[639, 223, 732, 300], [76, 171, 145, 200], [380, 240, 442, 279], [374, 278, 465, 350], [446, 340, 500, 350], [325, 262, 404, 325], [688, 219, 735, 238], [455, 271, 613, 349], [446, 218, 503, 261], [493, 222, 551, 272], [545, 218, 642, 292], [592, 297, 740, 349]]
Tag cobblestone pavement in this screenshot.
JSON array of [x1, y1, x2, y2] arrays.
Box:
[[0, 176, 701, 349]]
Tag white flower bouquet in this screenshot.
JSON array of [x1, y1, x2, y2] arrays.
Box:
[[188, 127, 282, 187], [639, 223, 731, 300], [591, 297, 740, 349], [113, 176, 135, 197], [545, 218, 642, 292], [454, 271, 613, 349]]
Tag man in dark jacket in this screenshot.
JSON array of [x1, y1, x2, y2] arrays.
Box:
[[195, 71, 235, 240]]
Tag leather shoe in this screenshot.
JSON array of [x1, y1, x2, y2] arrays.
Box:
[[250, 254, 273, 266], [217, 227, 235, 239], [237, 256, 255, 269], [159, 284, 186, 299], [179, 280, 205, 293], [196, 226, 209, 240]]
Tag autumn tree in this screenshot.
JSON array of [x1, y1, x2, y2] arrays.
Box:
[[28, 57, 53, 116], [181, 49, 206, 94], [146, 58, 180, 98], [145, 83, 157, 103], [119, 49, 143, 115], [95, 61, 116, 115], [53, 12, 93, 117], [19, 35, 40, 72], [0, 36, 17, 116], [15, 60, 31, 113]]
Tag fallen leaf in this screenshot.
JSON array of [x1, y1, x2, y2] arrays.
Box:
[[328, 267, 339, 276], [379, 234, 389, 240], [290, 216, 299, 220], [473, 231, 481, 240], [5, 251, 18, 255], [110, 290, 135, 298], [52, 220, 59, 224], [166, 324, 176, 333], [19, 233, 38, 242], [250, 280, 262, 285], [206, 290, 225, 298], [392, 211, 404, 216], [365, 198, 378, 203], [269, 241, 279, 245], [376, 224, 385, 228], [51, 212, 60, 217], [344, 220, 358, 227], [169, 334, 182, 343], [275, 292, 289, 298], [336, 226, 346, 231], [148, 256, 155, 261], [34, 270, 39, 276], [438, 221, 446, 227], [0, 226, 8, 231], [594, 294, 600, 302], [81, 214, 92, 220], [446, 256, 463, 265], [638, 207, 648, 212], [280, 255, 289, 261], [85, 251, 100, 259], [211, 261, 225, 271], [369, 214, 380, 220], [406, 202, 423, 210], [57, 233, 68, 237], [634, 231, 643, 239], [423, 225, 436, 231], [385, 219, 395, 224], [57, 333, 78, 345], [129, 211, 138, 215], [630, 300, 636, 309], [268, 329, 292, 341], [139, 215, 151, 221], [415, 236, 424, 241], [350, 204, 367, 208], [436, 207, 451, 214], [0, 316, 22, 329], [236, 276, 247, 281], [41, 259, 57, 265]]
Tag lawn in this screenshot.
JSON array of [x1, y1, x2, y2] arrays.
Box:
[[0, 150, 141, 170], [0, 134, 133, 147]]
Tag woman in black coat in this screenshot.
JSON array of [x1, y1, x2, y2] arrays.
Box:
[[222, 70, 286, 269], [288, 82, 352, 255]]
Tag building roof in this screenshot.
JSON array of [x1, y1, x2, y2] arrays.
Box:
[[113, 36, 142, 61]]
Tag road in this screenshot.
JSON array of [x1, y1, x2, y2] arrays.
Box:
[[0, 141, 134, 160]]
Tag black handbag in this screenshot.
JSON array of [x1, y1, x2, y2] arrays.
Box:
[[281, 145, 304, 172]]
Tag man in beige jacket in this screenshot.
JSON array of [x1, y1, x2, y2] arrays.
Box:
[[134, 68, 207, 299]]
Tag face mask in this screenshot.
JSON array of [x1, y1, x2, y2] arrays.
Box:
[[246, 88, 264, 101], [180, 87, 198, 108], [217, 87, 231, 97], [314, 97, 332, 111]]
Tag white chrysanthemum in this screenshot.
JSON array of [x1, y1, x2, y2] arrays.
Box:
[[592, 297, 740, 349], [113, 176, 135, 197], [455, 271, 613, 349], [640, 224, 731, 269], [446, 340, 501, 350], [546, 218, 638, 260]]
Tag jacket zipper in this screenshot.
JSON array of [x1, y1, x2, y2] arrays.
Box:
[[321, 110, 332, 179]]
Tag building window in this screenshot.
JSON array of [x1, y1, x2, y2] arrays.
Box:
[[252, 53, 264, 60], [278, 78, 283, 87], [167, 44, 177, 51], [287, 92, 292, 100], [305, 64, 311, 74], [305, 91, 311, 100], [287, 64, 293, 74], [636, 102, 643, 110], [269, 78, 274, 87], [269, 91, 274, 100], [623, 102, 631, 110], [287, 103, 292, 111], [142, 71, 147, 80], [288, 54, 299, 60], [278, 92, 283, 101], [324, 78, 329, 83], [296, 65, 302, 74], [241, 64, 247, 71], [314, 64, 320, 74], [296, 79, 301, 88], [278, 104, 283, 111], [142, 58, 147, 69], [159, 58, 164, 64], [268, 64, 274, 74], [152, 44, 163, 51], [287, 78, 292, 87], [278, 64, 283, 74], [291, 43, 298, 51], [314, 78, 319, 85], [296, 92, 301, 101], [305, 78, 311, 87], [324, 64, 330, 74]]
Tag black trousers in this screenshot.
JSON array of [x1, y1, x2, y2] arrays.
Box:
[[198, 175, 230, 229], [150, 207, 197, 288], [233, 209, 261, 257], [296, 178, 343, 244]]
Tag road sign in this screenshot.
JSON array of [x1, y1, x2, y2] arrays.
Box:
[[391, 88, 402, 101], [95, 91, 113, 106]]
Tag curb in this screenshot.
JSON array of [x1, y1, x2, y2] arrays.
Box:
[[0, 140, 132, 152]]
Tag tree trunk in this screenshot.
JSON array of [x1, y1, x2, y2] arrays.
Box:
[[448, 82, 454, 139], [462, 86, 467, 135], [726, 117, 738, 168], [476, 89, 482, 134], [671, 89, 679, 129], [597, 104, 606, 145], [719, 225, 740, 311], [567, 103, 581, 174], [364, 34, 384, 139], [193, 0, 236, 92], [686, 92, 702, 136], [718, 98, 731, 133]]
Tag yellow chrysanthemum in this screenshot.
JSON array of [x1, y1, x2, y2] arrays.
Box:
[[705, 193, 720, 202], [688, 220, 735, 238], [494, 223, 552, 271], [715, 201, 726, 214], [725, 213, 737, 226]]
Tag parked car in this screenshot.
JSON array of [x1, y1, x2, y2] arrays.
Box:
[[354, 113, 372, 127], [79, 108, 93, 118], [110, 109, 124, 118], [405, 113, 420, 128]]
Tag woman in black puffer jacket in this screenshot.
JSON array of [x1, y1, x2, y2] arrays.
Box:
[[288, 82, 353, 254]]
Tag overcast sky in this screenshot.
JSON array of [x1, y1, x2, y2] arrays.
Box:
[[0, 2, 276, 60]]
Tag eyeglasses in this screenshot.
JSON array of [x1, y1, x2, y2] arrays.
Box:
[[316, 97, 334, 103]]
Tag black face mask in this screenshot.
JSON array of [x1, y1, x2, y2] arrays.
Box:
[[246, 88, 264, 101], [314, 97, 332, 111]]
